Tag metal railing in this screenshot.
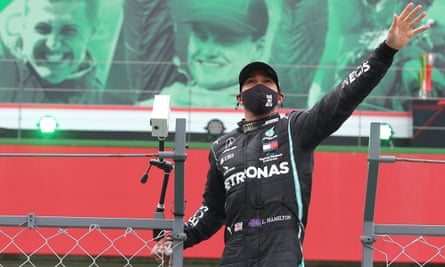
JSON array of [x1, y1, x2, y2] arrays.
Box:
[[361, 122, 445, 266], [0, 118, 187, 267]]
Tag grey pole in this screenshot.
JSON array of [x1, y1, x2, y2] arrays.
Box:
[[361, 122, 381, 267], [171, 118, 187, 267]]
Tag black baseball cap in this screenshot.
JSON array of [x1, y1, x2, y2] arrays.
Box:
[[238, 61, 279, 91]]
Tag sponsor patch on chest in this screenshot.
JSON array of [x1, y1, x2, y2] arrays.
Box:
[[262, 140, 278, 153], [224, 162, 289, 191], [262, 127, 279, 152]]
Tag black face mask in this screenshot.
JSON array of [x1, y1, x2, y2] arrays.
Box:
[[241, 84, 279, 115]]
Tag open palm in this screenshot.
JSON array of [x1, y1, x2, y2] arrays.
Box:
[[386, 2, 430, 50]]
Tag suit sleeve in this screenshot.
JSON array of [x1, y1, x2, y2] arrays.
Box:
[[183, 148, 226, 248], [290, 42, 398, 149]]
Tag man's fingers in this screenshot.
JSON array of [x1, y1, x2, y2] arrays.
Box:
[[403, 4, 422, 22], [151, 238, 173, 264], [398, 2, 414, 20]]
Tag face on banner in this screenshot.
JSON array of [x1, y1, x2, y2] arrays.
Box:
[[187, 23, 263, 90], [20, 0, 96, 84]]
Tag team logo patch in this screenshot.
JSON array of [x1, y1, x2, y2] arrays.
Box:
[[225, 137, 235, 149], [262, 127, 278, 152], [265, 127, 275, 137]]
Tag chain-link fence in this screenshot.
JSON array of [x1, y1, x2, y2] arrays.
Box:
[[0, 119, 187, 267], [362, 123, 445, 267], [0, 217, 176, 267], [370, 235, 445, 265]]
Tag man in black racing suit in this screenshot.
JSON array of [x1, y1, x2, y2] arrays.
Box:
[[152, 3, 430, 266]]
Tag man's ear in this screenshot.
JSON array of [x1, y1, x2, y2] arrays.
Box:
[[278, 92, 284, 105], [89, 19, 100, 36], [236, 93, 242, 105]]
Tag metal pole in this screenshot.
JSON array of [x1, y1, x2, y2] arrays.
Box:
[[362, 122, 381, 267], [171, 118, 187, 267]]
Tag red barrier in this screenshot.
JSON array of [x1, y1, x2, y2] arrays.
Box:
[[1, 145, 444, 261]]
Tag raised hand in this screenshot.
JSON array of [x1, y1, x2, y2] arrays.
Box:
[[385, 2, 430, 50]]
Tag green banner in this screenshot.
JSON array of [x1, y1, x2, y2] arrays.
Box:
[[0, 0, 442, 111]]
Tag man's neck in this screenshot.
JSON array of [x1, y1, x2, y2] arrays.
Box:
[[239, 113, 280, 133], [244, 108, 280, 122]]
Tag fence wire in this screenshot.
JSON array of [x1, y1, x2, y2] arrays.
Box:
[[366, 235, 445, 266], [0, 225, 175, 267]]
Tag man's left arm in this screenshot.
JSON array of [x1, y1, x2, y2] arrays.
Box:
[[290, 2, 430, 149], [290, 41, 396, 149]]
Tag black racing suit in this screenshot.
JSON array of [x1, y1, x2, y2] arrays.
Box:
[[183, 42, 397, 266]]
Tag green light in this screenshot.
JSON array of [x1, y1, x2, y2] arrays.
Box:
[[37, 115, 59, 133], [380, 123, 394, 142]]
